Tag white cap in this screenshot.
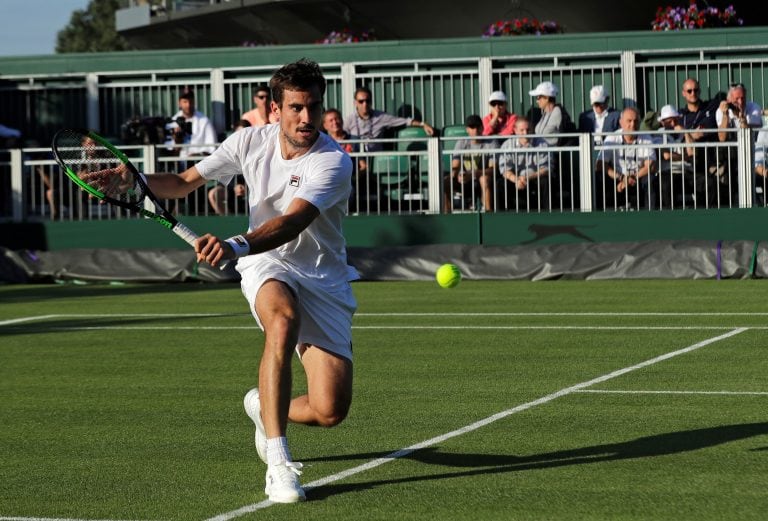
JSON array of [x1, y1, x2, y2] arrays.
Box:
[[590, 85, 608, 104], [657, 104, 681, 122], [489, 90, 507, 103], [529, 81, 558, 98]]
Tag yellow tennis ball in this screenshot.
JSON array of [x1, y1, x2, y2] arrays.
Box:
[[436, 263, 461, 288]]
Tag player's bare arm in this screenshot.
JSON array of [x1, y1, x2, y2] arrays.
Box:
[[195, 197, 321, 266], [146, 166, 208, 199]]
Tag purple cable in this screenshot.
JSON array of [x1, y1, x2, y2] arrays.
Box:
[[716, 240, 722, 280]]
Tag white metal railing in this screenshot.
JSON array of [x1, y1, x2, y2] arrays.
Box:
[[3, 129, 766, 223]]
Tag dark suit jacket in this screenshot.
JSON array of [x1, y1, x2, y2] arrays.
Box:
[[578, 108, 621, 135]]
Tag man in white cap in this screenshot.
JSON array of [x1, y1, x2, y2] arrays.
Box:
[[482, 90, 517, 137], [656, 104, 694, 208], [578, 85, 620, 144]]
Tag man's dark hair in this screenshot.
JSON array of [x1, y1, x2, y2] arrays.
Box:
[[354, 86, 372, 99], [179, 91, 195, 101], [465, 114, 483, 129], [269, 59, 326, 106], [253, 84, 271, 97]]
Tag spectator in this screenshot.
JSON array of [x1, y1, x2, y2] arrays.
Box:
[[323, 108, 369, 212], [169, 91, 217, 158], [529, 81, 564, 146], [482, 91, 517, 137], [578, 85, 620, 144], [714, 82, 763, 204], [496, 117, 552, 211], [596, 107, 657, 209], [323, 108, 358, 154], [443, 114, 496, 212], [343, 86, 434, 152], [241, 84, 278, 127], [655, 104, 694, 208], [677, 77, 721, 206], [208, 119, 250, 215], [716, 82, 763, 139]]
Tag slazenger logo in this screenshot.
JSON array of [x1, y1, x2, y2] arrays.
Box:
[[289, 175, 300, 187]]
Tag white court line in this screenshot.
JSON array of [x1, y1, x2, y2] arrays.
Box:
[[0, 517, 152, 521], [205, 327, 749, 521], [3, 325, 767, 332], [0, 315, 59, 326], [576, 389, 768, 396]]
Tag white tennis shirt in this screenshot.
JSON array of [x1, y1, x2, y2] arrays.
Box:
[[196, 124, 359, 283]]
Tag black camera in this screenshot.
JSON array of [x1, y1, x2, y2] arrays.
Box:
[[165, 117, 193, 137], [120, 116, 193, 145], [120, 116, 168, 145]]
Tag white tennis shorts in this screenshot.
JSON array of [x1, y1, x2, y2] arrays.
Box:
[[239, 259, 357, 361]]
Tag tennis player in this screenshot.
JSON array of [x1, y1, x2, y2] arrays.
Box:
[[138, 59, 358, 503]]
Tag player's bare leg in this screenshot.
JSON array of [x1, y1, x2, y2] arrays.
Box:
[[289, 344, 352, 427], [256, 280, 297, 438], [253, 279, 305, 503]]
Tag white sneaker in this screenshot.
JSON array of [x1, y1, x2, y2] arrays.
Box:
[[243, 388, 267, 464], [265, 461, 306, 503]]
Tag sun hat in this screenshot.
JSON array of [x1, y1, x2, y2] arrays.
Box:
[[528, 81, 558, 98], [657, 104, 681, 122]]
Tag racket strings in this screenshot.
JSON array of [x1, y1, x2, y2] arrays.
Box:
[[55, 130, 144, 203]]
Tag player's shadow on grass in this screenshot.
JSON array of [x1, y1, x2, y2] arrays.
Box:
[[305, 422, 768, 501]]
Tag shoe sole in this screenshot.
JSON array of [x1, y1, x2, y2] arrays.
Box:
[[265, 485, 306, 503], [243, 388, 268, 464]]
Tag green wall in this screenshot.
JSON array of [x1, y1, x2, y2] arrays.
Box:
[[4, 209, 767, 251]]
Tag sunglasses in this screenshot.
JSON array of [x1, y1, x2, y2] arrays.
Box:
[[356, 98, 371, 104], [256, 94, 269, 99], [685, 88, 700, 94], [490, 101, 505, 107]]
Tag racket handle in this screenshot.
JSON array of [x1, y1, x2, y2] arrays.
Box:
[[172, 222, 231, 271], [172, 222, 199, 246]]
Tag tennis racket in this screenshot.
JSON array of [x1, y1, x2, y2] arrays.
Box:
[[51, 128, 199, 247]]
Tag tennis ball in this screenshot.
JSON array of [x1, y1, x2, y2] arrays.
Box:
[[436, 263, 461, 288]]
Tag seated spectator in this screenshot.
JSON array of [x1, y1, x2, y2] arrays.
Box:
[[578, 85, 620, 144], [655, 105, 694, 208], [207, 119, 249, 215], [529, 81, 574, 146], [482, 91, 517, 137], [678, 77, 722, 207], [241, 84, 278, 127], [496, 117, 552, 211], [323, 108, 359, 154], [323, 108, 369, 212], [716, 82, 763, 138], [595, 107, 658, 210], [715, 82, 763, 205], [443, 115, 495, 212], [344, 86, 434, 152]]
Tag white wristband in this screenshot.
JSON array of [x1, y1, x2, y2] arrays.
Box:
[[225, 235, 250, 258]]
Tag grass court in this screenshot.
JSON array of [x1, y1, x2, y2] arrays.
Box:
[[1, 279, 767, 520]]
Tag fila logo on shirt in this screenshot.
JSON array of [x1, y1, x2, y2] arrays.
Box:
[[289, 175, 301, 187]]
